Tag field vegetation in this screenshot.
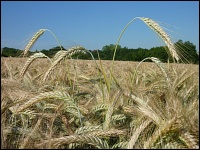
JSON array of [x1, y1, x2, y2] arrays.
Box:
[[1, 17, 199, 149]]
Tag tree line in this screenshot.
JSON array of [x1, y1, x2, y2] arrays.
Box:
[[1, 40, 199, 64]]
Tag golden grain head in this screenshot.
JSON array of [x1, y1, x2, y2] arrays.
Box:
[[2, 17, 198, 149], [23, 29, 46, 57], [140, 17, 179, 62]]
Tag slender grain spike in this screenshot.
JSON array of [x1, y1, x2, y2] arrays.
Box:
[[53, 50, 66, 61], [111, 17, 180, 91], [36, 129, 126, 148], [143, 117, 179, 149], [89, 129, 126, 137], [91, 104, 108, 114], [163, 142, 187, 149], [75, 125, 102, 135], [140, 17, 179, 62], [179, 131, 199, 149], [112, 141, 128, 149], [23, 29, 46, 57], [103, 90, 122, 130], [20, 52, 51, 77], [45, 135, 109, 149], [111, 114, 126, 122], [12, 91, 77, 114], [43, 46, 87, 82], [134, 57, 169, 82], [127, 119, 152, 149], [127, 92, 162, 125], [150, 57, 169, 80]]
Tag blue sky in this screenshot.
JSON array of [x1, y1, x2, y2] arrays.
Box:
[[1, 1, 199, 52]]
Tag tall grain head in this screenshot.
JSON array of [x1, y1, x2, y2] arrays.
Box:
[[140, 17, 179, 62], [23, 29, 46, 57]]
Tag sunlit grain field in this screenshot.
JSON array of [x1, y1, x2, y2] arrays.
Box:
[[1, 57, 199, 149], [1, 16, 199, 149]]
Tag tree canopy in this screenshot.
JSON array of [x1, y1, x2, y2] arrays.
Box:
[[1, 40, 199, 64]]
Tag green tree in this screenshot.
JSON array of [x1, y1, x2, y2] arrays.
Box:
[[1, 47, 22, 57], [175, 40, 199, 64], [101, 44, 122, 60], [148, 46, 169, 62]]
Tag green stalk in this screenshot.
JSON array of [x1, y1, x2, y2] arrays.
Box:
[[46, 29, 63, 51], [110, 17, 140, 93]]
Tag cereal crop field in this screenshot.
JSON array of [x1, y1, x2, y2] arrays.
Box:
[[1, 57, 199, 149], [1, 16, 199, 149]]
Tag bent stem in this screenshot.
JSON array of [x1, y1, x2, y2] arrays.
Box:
[[46, 29, 63, 51], [109, 17, 140, 93]]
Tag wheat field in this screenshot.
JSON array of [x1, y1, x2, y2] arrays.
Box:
[[1, 57, 199, 149], [1, 17, 199, 149]]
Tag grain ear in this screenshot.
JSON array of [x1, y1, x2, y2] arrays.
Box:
[[42, 46, 87, 82], [23, 29, 46, 57], [20, 52, 51, 78], [140, 17, 179, 62]]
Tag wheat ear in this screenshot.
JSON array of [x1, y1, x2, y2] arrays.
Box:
[[23, 29, 46, 57], [75, 125, 102, 135], [163, 142, 187, 149], [91, 104, 109, 114], [20, 52, 51, 77], [12, 91, 77, 114], [127, 93, 161, 125], [134, 57, 169, 82], [127, 119, 152, 149], [38, 134, 109, 149], [103, 90, 122, 130], [143, 117, 179, 148], [112, 17, 179, 78], [112, 141, 128, 149], [36, 129, 125, 148], [42, 46, 87, 82], [110, 17, 179, 97], [179, 131, 199, 149], [140, 17, 179, 62]]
